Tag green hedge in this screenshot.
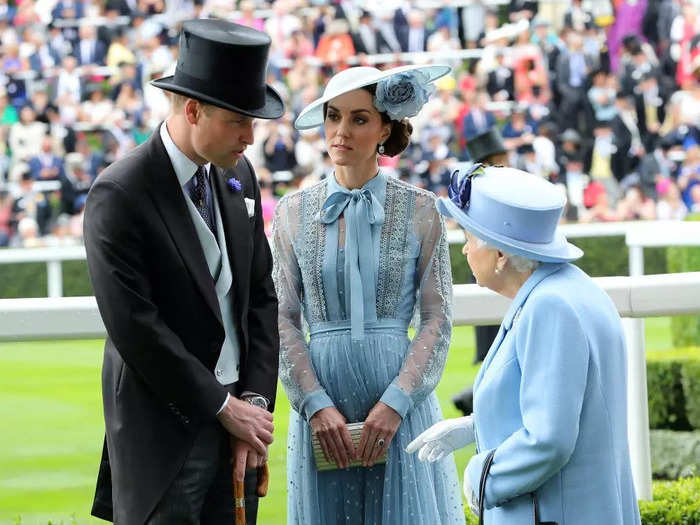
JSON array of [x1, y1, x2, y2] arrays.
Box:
[[449, 235, 667, 285], [638, 477, 700, 524], [0, 234, 675, 297], [647, 349, 700, 431], [650, 430, 700, 479], [667, 214, 700, 347], [682, 361, 700, 430], [0, 260, 93, 298], [464, 477, 700, 524]]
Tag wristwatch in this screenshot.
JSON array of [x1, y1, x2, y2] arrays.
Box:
[[242, 394, 269, 410]]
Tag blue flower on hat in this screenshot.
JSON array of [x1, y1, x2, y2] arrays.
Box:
[[374, 71, 435, 121], [448, 163, 485, 210], [227, 177, 242, 192]]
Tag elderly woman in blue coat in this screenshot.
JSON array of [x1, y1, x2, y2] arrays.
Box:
[[408, 165, 641, 524]]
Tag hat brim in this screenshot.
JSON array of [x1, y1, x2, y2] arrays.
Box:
[[151, 76, 285, 120], [294, 64, 450, 130], [437, 198, 583, 263]]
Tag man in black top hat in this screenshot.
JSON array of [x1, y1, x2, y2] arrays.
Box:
[[85, 19, 283, 524], [453, 127, 509, 416]]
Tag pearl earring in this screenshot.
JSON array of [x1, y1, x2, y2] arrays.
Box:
[[377, 143, 385, 155]]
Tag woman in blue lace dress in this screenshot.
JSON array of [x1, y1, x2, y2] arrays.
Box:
[[272, 65, 465, 525]]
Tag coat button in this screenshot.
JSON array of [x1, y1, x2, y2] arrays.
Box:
[[216, 369, 223, 377]]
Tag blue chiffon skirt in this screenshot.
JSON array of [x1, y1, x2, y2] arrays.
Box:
[[286, 320, 465, 525]]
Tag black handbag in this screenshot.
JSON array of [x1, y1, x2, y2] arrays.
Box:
[[478, 450, 557, 525]]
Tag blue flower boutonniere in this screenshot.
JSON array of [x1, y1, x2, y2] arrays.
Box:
[[448, 163, 485, 210], [227, 177, 242, 192]]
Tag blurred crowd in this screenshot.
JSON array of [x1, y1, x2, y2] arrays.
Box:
[[0, 0, 699, 248]]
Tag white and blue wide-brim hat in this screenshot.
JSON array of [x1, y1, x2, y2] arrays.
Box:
[[294, 64, 450, 130], [437, 165, 583, 263]]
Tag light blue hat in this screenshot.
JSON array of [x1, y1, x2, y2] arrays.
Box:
[[437, 165, 583, 263]]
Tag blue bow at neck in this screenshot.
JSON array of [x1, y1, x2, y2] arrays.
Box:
[[320, 186, 385, 342]]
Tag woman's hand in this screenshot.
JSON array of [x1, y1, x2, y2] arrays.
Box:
[[405, 415, 475, 462], [357, 402, 402, 467], [310, 406, 355, 469]]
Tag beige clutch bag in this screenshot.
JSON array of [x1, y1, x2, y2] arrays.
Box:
[[311, 422, 388, 471]]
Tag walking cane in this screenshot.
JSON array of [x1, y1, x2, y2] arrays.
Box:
[[232, 436, 270, 525]]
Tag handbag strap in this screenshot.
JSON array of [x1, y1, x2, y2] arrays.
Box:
[[532, 492, 558, 525], [477, 450, 496, 525], [478, 452, 557, 525]]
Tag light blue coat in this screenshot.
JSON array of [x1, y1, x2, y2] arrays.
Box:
[[466, 263, 641, 525]]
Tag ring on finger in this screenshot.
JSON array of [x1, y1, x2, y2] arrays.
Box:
[[377, 437, 385, 448]]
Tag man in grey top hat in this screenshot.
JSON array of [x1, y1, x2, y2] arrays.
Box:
[[85, 19, 283, 524]]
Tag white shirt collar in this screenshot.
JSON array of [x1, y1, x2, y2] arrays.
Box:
[[159, 121, 210, 187]]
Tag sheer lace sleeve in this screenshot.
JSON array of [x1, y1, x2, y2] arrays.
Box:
[[272, 195, 335, 421], [380, 193, 453, 418]]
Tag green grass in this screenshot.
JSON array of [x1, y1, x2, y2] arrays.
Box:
[[0, 318, 674, 524]]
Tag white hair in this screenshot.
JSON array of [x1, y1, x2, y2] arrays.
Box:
[[473, 235, 541, 274]]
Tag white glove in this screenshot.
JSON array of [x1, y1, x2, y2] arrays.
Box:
[[463, 468, 479, 516], [405, 415, 475, 463]]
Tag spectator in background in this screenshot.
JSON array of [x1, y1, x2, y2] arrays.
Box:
[[564, 0, 593, 32], [0, 189, 11, 246], [263, 119, 297, 177], [612, 94, 645, 182], [294, 127, 324, 178], [556, 31, 594, 132], [9, 105, 47, 174], [61, 152, 94, 215], [11, 168, 52, 235], [55, 55, 82, 105], [678, 145, 700, 208], [588, 69, 618, 124], [487, 50, 515, 101], [0, 86, 18, 125], [616, 184, 657, 220], [29, 134, 63, 181], [463, 90, 495, 141], [13, 216, 43, 247], [80, 84, 117, 126], [635, 72, 666, 152], [581, 179, 619, 222], [656, 178, 688, 220], [461, 0, 486, 49], [106, 28, 137, 68], [315, 18, 355, 68], [75, 24, 107, 67], [402, 9, 430, 53], [234, 0, 264, 32]]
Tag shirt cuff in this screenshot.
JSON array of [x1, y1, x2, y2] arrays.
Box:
[[379, 383, 413, 419], [216, 392, 230, 415], [300, 389, 335, 422]]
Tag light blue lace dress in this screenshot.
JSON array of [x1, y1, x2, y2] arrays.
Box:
[[272, 172, 465, 525]]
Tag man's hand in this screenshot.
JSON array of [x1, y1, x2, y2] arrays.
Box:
[[216, 396, 273, 457], [231, 438, 266, 482]]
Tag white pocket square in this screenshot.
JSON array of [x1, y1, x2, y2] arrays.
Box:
[[244, 197, 255, 218]]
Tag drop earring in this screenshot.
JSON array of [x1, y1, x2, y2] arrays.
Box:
[[377, 143, 385, 155]]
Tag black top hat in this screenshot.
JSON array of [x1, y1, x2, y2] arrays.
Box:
[[466, 127, 507, 163], [151, 19, 284, 119]]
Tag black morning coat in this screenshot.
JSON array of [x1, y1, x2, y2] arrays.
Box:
[[84, 128, 279, 524]]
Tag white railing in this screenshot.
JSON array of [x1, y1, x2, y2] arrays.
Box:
[[0, 220, 691, 299], [2, 272, 700, 502], [0, 246, 86, 298]]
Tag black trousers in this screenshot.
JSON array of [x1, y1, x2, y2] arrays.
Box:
[[147, 424, 259, 525]]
